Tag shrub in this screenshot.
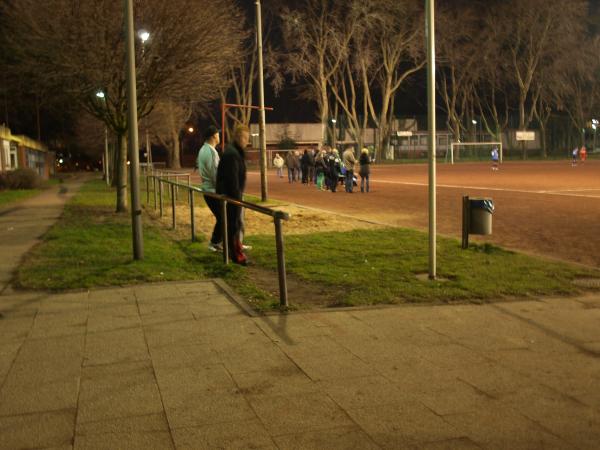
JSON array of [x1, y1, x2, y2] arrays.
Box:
[[0, 168, 42, 190]]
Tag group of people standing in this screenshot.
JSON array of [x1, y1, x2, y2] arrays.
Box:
[[273, 146, 372, 193], [572, 145, 588, 166]]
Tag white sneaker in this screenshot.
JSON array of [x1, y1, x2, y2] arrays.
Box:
[[208, 243, 222, 252]]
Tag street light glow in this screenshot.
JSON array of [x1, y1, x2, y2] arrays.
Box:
[[331, 118, 337, 124], [96, 91, 105, 99], [472, 119, 477, 125], [188, 127, 194, 133], [138, 30, 150, 43]]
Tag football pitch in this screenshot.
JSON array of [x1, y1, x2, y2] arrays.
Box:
[[246, 159, 600, 268]]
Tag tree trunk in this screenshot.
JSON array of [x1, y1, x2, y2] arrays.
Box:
[[116, 133, 128, 213], [519, 94, 527, 160], [540, 122, 547, 158], [170, 132, 181, 169]]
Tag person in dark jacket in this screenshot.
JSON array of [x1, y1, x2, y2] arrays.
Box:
[[300, 150, 310, 184], [327, 149, 341, 192], [359, 147, 371, 193], [216, 124, 250, 265], [285, 151, 296, 183]]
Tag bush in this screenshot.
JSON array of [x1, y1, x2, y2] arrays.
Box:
[[0, 168, 42, 190]]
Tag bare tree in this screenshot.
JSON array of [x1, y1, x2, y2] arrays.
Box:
[[145, 99, 192, 169], [365, 0, 424, 160], [280, 0, 356, 141], [557, 37, 600, 148], [2, 0, 243, 212], [436, 1, 483, 146], [494, 0, 587, 158]]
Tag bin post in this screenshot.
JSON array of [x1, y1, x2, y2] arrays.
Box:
[[274, 215, 289, 308], [462, 195, 469, 249], [221, 199, 229, 265], [189, 189, 195, 242], [159, 180, 163, 217], [153, 177, 157, 210], [171, 184, 176, 229]]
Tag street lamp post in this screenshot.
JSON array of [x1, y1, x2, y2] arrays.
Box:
[[125, 0, 143, 260], [331, 118, 337, 149], [426, 0, 437, 280], [592, 119, 598, 152], [96, 91, 110, 186], [256, 0, 268, 202]]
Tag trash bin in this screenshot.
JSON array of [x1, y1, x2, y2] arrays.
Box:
[[469, 198, 494, 235]]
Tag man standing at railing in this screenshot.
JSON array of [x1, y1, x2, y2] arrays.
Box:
[[197, 125, 223, 252], [216, 124, 250, 265]]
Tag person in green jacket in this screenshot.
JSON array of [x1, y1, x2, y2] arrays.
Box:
[[197, 125, 222, 252]]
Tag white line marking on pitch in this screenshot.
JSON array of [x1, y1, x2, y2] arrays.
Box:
[[370, 180, 600, 198], [246, 172, 600, 199]]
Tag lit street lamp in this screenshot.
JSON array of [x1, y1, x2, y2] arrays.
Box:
[[331, 118, 337, 149], [138, 30, 150, 43]]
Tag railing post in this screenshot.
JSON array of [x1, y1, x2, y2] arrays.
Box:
[[274, 215, 289, 308], [159, 180, 163, 217], [153, 177, 157, 210], [189, 189, 195, 242], [171, 183, 176, 229], [221, 199, 229, 265]]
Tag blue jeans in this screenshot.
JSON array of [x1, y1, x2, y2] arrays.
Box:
[[361, 174, 369, 192], [345, 169, 354, 192]]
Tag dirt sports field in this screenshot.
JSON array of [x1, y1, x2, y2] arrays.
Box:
[[243, 160, 600, 268]]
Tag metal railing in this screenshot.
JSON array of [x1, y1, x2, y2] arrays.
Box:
[[146, 174, 291, 307]]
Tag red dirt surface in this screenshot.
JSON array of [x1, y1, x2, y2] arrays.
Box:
[[244, 160, 600, 268]]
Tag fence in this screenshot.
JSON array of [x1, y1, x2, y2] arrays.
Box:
[[146, 174, 291, 307]]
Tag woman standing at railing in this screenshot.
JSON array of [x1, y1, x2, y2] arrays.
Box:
[[216, 124, 250, 265]]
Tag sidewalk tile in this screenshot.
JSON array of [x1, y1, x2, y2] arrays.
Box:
[[218, 342, 294, 374], [84, 327, 149, 366], [273, 426, 380, 450], [76, 413, 169, 436], [155, 364, 236, 400], [0, 409, 75, 449], [317, 375, 416, 411], [149, 343, 221, 370], [346, 401, 463, 447], [164, 389, 255, 428], [172, 419, 276, 449], [78, 363, 163, 424], [0, 377, 79, 415], [248, 392, 354, 436], [232, 366, 317, 398], [74, 431, 173, 450]]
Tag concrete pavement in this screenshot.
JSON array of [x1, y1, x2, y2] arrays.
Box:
[[0, 177, 599, 449], [0, 283, 599, 449]]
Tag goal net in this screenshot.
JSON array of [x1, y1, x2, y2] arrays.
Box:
[[448, 142, 503, 164]]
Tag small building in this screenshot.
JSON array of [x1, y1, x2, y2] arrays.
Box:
[[0, 125, 55, 179]]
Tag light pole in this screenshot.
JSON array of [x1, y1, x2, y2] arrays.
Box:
[[592, 119, 598, 151], [426, 0, 437, 280], [331, 118, 337, 149], [256, 0, 268, 202], [96, 91, 110, 186], [125, 0, 143, 260], [472, 119, 477, 141]]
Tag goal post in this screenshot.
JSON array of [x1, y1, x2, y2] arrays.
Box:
[[449, 142, 503, 164]]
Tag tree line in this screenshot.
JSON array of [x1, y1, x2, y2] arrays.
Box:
[[1, 0, 598, 212]]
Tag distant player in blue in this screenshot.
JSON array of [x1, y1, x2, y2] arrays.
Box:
[[572, 147, 579, 166], [491, 147, 499, 171]]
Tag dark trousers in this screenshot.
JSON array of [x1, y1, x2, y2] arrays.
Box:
[[226, 203, 245, 263], [204, 195, 222, 245]]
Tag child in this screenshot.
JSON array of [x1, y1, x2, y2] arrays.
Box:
[[491, 146, 499, 171], [572, 147, 579, 166], [580, 146, 587, 164]]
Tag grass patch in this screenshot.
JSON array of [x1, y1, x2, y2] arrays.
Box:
[[17, 180, 223, 290], [0, 189, 41, 207], [244, 228, 598, 308]]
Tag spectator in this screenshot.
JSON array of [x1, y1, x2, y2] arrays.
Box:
[[342, 146, 357, 193], [216, 124, 250, 265], [327, 148, 341, 192], [286, 151, 296, 183], [315, 148, 328, 191], [359, 147, 371, 193], [196, 125, 222, 251], [301, 150, 310, 184], [273, 153, 284, 178]]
